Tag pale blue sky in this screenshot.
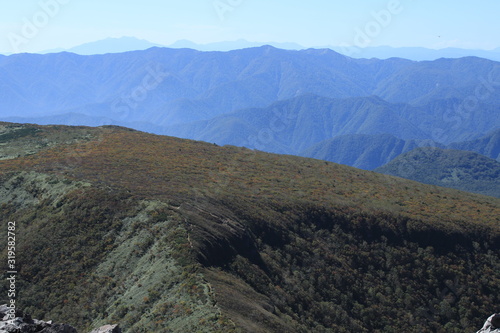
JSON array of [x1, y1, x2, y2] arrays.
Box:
[[1, 0, 499, 53]]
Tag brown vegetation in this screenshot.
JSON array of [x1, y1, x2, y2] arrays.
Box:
[[0, 123, 499, 332]]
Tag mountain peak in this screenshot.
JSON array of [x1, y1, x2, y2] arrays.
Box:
[[41, 36, 162, 55]]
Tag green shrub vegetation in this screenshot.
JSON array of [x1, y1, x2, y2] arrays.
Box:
[[376, 147, 500, 198]]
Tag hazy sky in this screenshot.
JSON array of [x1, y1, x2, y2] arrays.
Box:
[[1, 0, 499, 53]]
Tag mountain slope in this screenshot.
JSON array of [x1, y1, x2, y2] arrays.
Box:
[[0, 47, 373, 122], [372, 56, 500, 105], [375, 147, 500, 198], [299, 130, 500, 171], [299, 134, 442, 170], [0, 122, 499, 332], [449, 128, 500, 161], [164, 95, 430, 155], [163, 93, 499, 159]]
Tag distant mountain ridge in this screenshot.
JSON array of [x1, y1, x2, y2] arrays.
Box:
[[1, 46, 499, 193], [299, 134, 442, 170], [300, 128, 500, 170], [40, 37, 163, 55], [1, 46, 498, 126], [331, 45, 500, 62], [162, 93, 499, 163], [449, 128, 500, 161], [164, 95, 430, 154], [168, 39, 305, 52], [28, 37, 500, 61]]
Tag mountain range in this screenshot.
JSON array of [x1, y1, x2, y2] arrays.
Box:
[[1, 46, 499, 131], [162, 93, 499, 154], [300, 134, 440, 170], [0, 45, 499, 197], [300, 128, 500, 170], [332, 45, 500, 62], [1, 122, 499, 332], [29, 36, 500, 62], [40, 36, 164, 55]]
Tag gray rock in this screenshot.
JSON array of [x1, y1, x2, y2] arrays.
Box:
[[477, 314, 500, 333], [0, 324, 18, 333], [0, 305, 121, 333], [0, 304, 23, 321], [88, 324, 121, 333], [0, 305, 77, 333]]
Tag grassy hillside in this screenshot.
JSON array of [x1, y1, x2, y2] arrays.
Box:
[[375, 147, 500, 198], [0, 122, 499, 332]]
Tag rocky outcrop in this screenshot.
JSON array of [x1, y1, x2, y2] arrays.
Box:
[[477, 314, 500, 333], [0, 305, 121, 333], [88, 325, 121, 333]]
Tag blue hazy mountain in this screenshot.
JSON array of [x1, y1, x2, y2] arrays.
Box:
[[39, 38, 306, 55], [331, 45, 500, 62], [0, 46, 499, 173], [162, 92, 500, 170], [163, 95, 430, 154], [169, 39, 305, 51], [168, 40, 500, 61], [163, 94, 499, 151], [299, 134, 443, 170], [448, 128, 500, 161], [299, 129, 500, 171], [41, 37, 163, 55], [2, 46, 499, 122], [33, 37, 500, 61]]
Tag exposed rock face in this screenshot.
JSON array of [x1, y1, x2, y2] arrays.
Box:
[[0, 317, 76, 333], [0, 305, 120, 333], [477, 314, 500, 333], [88, 325, 121, 333]]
